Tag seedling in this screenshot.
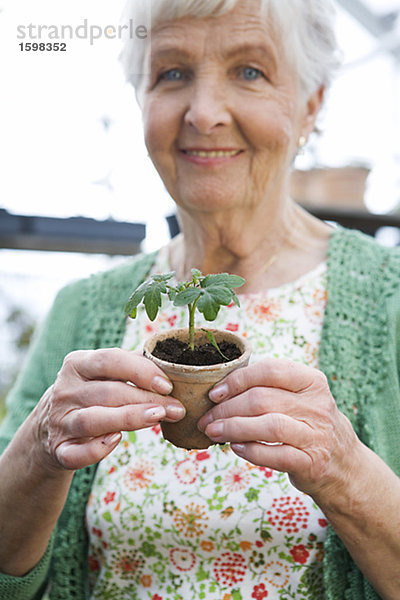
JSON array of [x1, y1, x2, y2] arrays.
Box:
[[124, 269, 245, 355]]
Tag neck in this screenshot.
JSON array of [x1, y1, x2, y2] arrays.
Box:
[[169, 199, 331, 293]]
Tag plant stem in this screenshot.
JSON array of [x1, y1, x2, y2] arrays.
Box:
[[188, 296, 200, 350], [188, 304, 195, 350]]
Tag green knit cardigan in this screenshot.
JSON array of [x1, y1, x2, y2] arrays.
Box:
[[1, 228, 400, 600]]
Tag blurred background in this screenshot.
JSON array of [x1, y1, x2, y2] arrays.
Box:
[[1, 0, 400, 416]]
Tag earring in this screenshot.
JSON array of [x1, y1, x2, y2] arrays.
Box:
[[297, 136, 307, 155]]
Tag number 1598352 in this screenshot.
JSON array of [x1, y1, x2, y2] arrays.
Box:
[[19, 42, 67, 51]]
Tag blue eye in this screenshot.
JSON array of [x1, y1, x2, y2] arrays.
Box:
[[241, 66, 262, 81], [160, 68, 184, 81]]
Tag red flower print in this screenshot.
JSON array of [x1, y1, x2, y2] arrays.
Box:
[[225, 323, 239, 332], [255, 540, 264, 548], [195, 451, 210, 461], [318, 518, 328, 527], [108, 466, 116, 474], [152, 424, 161, 435], [223, 465, 250, 491], [91, 527, 102, 538], [247, 298, 281, 323], [111, 549, 144, 579], [174, 458, 198, 485], [88, 555, 100, 572], [103, 491, 116, 504], [170, 548, 196, 572], [252, 583, 268, 599], [213, 552, 247, 585], [167, 315, 177, 327], [123, 459, 155, 491], [152, 595, 162, 600], [267, 496, 309, 533], [258, 466, 274, 478], [290, 544, 310, 564]]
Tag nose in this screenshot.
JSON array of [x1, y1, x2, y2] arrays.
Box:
[[184, 79, 232, 134]]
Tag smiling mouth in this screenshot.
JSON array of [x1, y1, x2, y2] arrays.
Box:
[[182, 149, 243, 158]]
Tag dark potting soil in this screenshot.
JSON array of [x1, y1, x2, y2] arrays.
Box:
[[152, 337, 241, 366]]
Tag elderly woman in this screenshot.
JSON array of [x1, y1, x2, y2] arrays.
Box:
[[1, 0, 400, 599]]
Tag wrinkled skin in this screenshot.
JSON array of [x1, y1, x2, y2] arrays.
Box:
[[34, 348, 185, 472], [198, 358, 360, 500]]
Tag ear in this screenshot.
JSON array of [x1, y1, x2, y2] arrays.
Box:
[[301, 84, 325, 137]]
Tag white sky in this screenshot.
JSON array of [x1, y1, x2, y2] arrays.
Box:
[[0, 0, 400, 320]]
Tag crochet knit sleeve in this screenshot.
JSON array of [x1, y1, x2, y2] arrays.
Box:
[[0, 279, 89, 599]]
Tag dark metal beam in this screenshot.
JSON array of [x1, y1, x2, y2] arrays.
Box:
[[0, 209, 146, 255], [167, 209, 400, 241], [302, 205, 400, 238]]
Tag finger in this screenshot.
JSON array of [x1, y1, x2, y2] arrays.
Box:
[[56, 432, 122, 470], [62, 348, 173, 394], [230, 441, 310, 475], [209, 358, 318, 402], [204, 413, 312, 447], [198, 387, 298, 431], [63, 380, 183, 413], [61, 403, 172, 439]]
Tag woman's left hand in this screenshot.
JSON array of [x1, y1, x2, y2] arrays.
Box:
[[198, 358, 362, 500]]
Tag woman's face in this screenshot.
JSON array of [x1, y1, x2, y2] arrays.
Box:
[[142, 0, 321, 215]]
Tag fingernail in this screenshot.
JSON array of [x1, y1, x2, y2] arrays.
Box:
[[209, 384, 229, 402], [206, 420, 224, 439], [145, 406, 166, 422], [103, 432, 121, 446], [165, 404, 186, 421], [152, 376, 173, 395], [231, 443, 246, 456], [198, 412, 213, 432]]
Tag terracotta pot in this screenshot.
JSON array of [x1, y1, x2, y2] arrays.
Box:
[[143, 328, 251, 450]]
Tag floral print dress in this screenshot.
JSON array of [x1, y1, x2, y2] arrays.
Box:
[[86, 247, 329, 600]]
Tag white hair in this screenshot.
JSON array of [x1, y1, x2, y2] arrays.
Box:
[[119, 0, 341, 99]]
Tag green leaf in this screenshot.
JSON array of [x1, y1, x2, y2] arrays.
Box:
[[197, 292, 220, 321], [124, 281, 149, 316], [203, 285, 233, 305], [202, 273, 231, 287], [144, 286, 162, 321], [203, 329, 229, 361], [191, 268, 202, 279], [195, 565, 209, 582], [128, 431, 137, 444], [153, 271, 175, 282], [168, 288, 177, 302], [126, 306, 137, 319], [225, 274, 246, 289], [231, 292, 241, 308], [202, 273, 245, 290], [244, 487, 260, 502], [102, 511, 112, 523], [173, 288, 201, 306]]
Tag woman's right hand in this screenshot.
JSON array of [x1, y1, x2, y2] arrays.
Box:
[[33, 348, 185, 472]]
